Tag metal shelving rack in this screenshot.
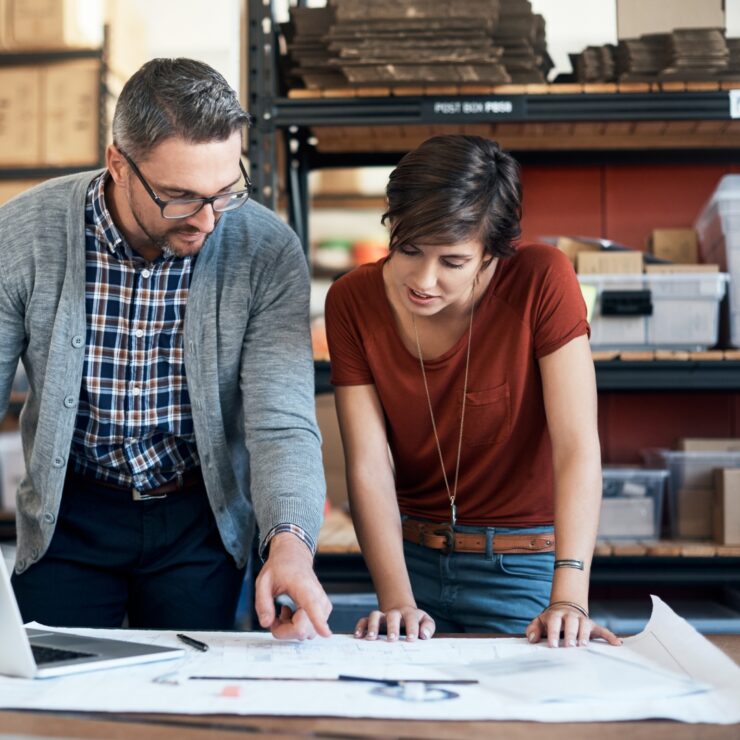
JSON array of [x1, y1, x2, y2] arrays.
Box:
[[248, 1, 740, 395], [0, 43, 108, 180], [247, 1, 740, 617], [248, 2, 740, 240]]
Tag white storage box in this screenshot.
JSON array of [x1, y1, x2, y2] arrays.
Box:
[[578, 273, 728, 350], [695, 175, 740, 346], [598, 468, 667, 540], [695, 174, 740, 260], [642, 449, 740, 539]]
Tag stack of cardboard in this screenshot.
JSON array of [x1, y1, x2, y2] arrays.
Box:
[[722, 37, 740, 80], [571, 29, 737, 84], [570, 45, 616, 83], [284, 5, 346, 91], [493, 0, 550, 83], [659, 28, 729, 81], [615, 34, 672, 82], [324, 0, 509, 86]]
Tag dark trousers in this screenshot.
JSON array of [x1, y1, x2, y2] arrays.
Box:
[[12, 474, 246, 629]]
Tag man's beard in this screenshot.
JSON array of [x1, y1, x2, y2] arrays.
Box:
[[132, 207, 212, 258]]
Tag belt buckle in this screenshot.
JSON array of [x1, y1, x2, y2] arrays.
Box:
[[132, 488, 167, 501], [433, 525, 455, 555]]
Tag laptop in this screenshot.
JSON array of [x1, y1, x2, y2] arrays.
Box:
[[0, 556, 184, 678]]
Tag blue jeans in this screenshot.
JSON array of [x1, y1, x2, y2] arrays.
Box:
[[403, 521, 554, 635]]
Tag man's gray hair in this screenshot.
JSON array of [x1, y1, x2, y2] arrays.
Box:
[[112, 58, 251, 160]]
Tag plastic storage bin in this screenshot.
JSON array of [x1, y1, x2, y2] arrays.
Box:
[[598, 468, 667, 540], [578, 273, 728, 350], [641, 449, 740, 539], [694, 174, 740, 346]]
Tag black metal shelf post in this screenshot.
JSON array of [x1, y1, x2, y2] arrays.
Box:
[[247, 0, 279, 213]]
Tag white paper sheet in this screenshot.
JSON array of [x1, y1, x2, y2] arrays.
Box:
[[0, 596, 738, 723]]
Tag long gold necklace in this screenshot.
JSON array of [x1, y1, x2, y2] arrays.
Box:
[[411, 289, 475, 536]]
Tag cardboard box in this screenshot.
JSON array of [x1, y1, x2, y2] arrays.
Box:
[[576, 250, 643, 275], [0, 66, 42, 166], [0, 0, 103, 50], [315, 393, 348, 510], [677, 487, 714, 539], [43, 58, 100, 165], [678, 438, 740, 453], [649, 228, 699, 265], [0, 60, 99, 167], [714, 468, 740, 545], [556, 237, 599, 267], [313, 169, 363, 196]]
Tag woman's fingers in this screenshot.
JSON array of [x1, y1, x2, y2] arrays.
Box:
[[530, 606, 623, 648], [365, 610, 385, 640], [352, 608, 435, 641], [562, 613, 580, 647], [354, 616, 369, 638], [590, 622, 623, 646], [418, 613, 436, 640]]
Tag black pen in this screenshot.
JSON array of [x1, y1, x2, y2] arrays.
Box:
[[337, 675, 478, 686], [176, 633, 209, 652]]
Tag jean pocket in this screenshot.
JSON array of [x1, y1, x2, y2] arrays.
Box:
[[459, 383, 511, 447], [499, 552, 554, 581]]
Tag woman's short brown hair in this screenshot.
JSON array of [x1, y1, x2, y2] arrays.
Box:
[[382, 135, 522, 259]]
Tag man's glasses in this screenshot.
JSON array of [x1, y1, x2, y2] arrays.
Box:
[[118, 148, 252, 220]]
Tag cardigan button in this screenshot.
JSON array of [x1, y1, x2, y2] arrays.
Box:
[[63, 395, 76, 408], [71, 335, 84, 348], [52, 456, 65, 468]]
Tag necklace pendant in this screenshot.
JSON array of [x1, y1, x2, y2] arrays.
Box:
[[450, 502, 457, 528]]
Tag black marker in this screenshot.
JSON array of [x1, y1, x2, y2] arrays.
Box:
[[177, 633, 209, 652]]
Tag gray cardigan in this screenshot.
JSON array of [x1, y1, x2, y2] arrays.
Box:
[[0, 171, 325, 573]]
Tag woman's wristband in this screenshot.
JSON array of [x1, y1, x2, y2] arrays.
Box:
[[545, 600, 589, 619], [554, 558, 584, 571]]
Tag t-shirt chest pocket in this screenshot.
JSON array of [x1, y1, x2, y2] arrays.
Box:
[[459, 382, 511, 447]]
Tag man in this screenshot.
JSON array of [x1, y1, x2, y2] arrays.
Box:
[[0, 58, 331, 639]]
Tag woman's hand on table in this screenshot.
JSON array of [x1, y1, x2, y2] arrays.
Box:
[[354, 606, 436, 642], [526, 603, 622, 648]]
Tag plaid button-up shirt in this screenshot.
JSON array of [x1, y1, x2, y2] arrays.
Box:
[[70, 172, 199, 490]]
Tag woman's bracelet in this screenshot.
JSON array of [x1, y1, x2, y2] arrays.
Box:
[[545, 600, 589, 619], [554, 558, 584, 571]]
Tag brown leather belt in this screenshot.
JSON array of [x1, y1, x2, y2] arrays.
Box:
[[402, 519, 555, 555], [69, 468, 204, 501]]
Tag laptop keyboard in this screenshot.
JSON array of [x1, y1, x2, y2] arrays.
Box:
[[32, 644, 96, 665]]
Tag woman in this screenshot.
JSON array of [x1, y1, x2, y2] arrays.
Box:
[[324, 135, 619, 648]]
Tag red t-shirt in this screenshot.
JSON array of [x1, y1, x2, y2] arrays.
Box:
[[324, 243, 589, 526]]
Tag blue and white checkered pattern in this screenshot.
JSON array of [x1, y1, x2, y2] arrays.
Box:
[[70, 172, 200, 491]]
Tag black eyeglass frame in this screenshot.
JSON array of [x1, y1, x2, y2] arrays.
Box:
[[117, 147, 252, 220]]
